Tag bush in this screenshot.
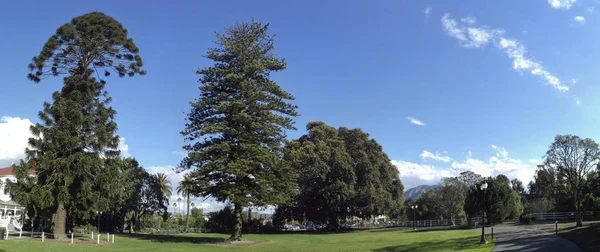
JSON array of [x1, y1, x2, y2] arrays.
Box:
[[519, 214, 535, 224]]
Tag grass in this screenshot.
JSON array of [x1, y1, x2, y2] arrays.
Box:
[[0, 229, 495, 252]]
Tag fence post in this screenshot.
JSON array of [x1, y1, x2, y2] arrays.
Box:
[[112, 234, 114, 243], [19, 228, 22, 239], [71, 233, 74, 244], [91, 231, 94, 239], [97, 233, 99, 244], [5, 229, 8, 240], [42, 231, 44, 242], [107, 233, 109, 241]]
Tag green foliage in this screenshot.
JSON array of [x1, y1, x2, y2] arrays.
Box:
[[180, 19, 298, 240], [439, 177, 467, 224], [277, 122, 404, 229], [27, 12, 145, 82], [155, 173, 172, 199], [414, 190, 443, 220]]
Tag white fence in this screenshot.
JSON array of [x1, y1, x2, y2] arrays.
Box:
[[530, 211, 596, 221], [2, 230, 115, 244]]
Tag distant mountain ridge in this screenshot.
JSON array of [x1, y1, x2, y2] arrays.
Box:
[[404, 185, 440, 200]]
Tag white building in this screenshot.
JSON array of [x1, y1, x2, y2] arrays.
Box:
[[0, 166, 35, 231]]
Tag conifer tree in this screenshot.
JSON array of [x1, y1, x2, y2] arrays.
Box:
[[181, 20, 298, 241], [15, 12, 145, 239]]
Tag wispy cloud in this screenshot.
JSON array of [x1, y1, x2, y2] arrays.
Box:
[[574, 16, 585, 24], [441, 13, 570, 93], [407, 117, 426, 126], [588, 6, 595, 13], [547, 0, 576, 9], [420, 150, 452, 163], [424, 7, 432, 19]]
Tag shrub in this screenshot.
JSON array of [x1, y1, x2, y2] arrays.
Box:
[[519, 214, 535, 224]]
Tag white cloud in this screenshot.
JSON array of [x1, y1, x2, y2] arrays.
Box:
[[588, 6, 595, 13], [498, 38, 568, 92], [424, 7, 432, 19], [461, 16, 477, 25], [574, 16, 585, 24], [529, 159, 540, 164], [547, 0, 576, 9], [393, 145, 538, 191], [392, 160, 454, 190], [466, 151, 473, 158], [118, 137, 130, 158], [441, 13, 569, 92], [407, 117, 426, 126], [0, 116, 34, 167], [441, 14, 504, 48], [420, 150, 452, 162]]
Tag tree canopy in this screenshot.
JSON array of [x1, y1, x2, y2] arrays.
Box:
[[275, 121, 404, 229]]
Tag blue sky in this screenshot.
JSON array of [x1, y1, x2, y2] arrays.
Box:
[[1, 0, 600, 212]]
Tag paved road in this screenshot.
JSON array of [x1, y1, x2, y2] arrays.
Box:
[[481, 225, 581, 252]]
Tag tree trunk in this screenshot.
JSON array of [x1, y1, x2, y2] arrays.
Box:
[[575, 196, 583, 227], [54, 202, 67, 240], [229, 202, 243, 241], [451, 215, 456, 226], [327, 212, 339, 230], [185, 193, 190, 232]]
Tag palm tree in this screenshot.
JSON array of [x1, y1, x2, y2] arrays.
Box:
[[177, 174, 195, 232], [155, 173, 172, 197], [154, 173, 172, 207]]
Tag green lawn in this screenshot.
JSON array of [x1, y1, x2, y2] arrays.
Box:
[[0, 229, 495, 252]]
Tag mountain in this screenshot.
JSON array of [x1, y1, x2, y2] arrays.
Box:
[[404, 185, 440, 200]]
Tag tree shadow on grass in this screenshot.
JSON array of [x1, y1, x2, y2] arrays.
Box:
[[371, 234, 492, 252], [122, 233, 225, 244]]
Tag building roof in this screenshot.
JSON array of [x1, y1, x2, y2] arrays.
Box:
[[0, 166, 36, 177]]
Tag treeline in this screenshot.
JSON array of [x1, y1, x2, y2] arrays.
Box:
[[408, 134, 600, 227], [404, 172, 522, 225], [8, 157, 173, 234]]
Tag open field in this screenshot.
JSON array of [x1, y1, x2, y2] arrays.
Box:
[[0, 229, 495, 252]]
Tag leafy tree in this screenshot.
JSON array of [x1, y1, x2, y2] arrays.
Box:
[[14, 12, 145, 239], [457, 171, 483, 189], [177, 174, 195, 231], [337, 127, 404, 219], [414, 190, 443, 220], [283, 122, 356, 228], [439, 177, 467, 225], [543, 134, 600, 226], [180, 20, 299, 241], [191, 207, 206, 229], [279, 122, 404, 229]]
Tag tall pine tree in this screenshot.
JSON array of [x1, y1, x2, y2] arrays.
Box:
[[181, 20, 298, 241], [15, 12, 145, 239]]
